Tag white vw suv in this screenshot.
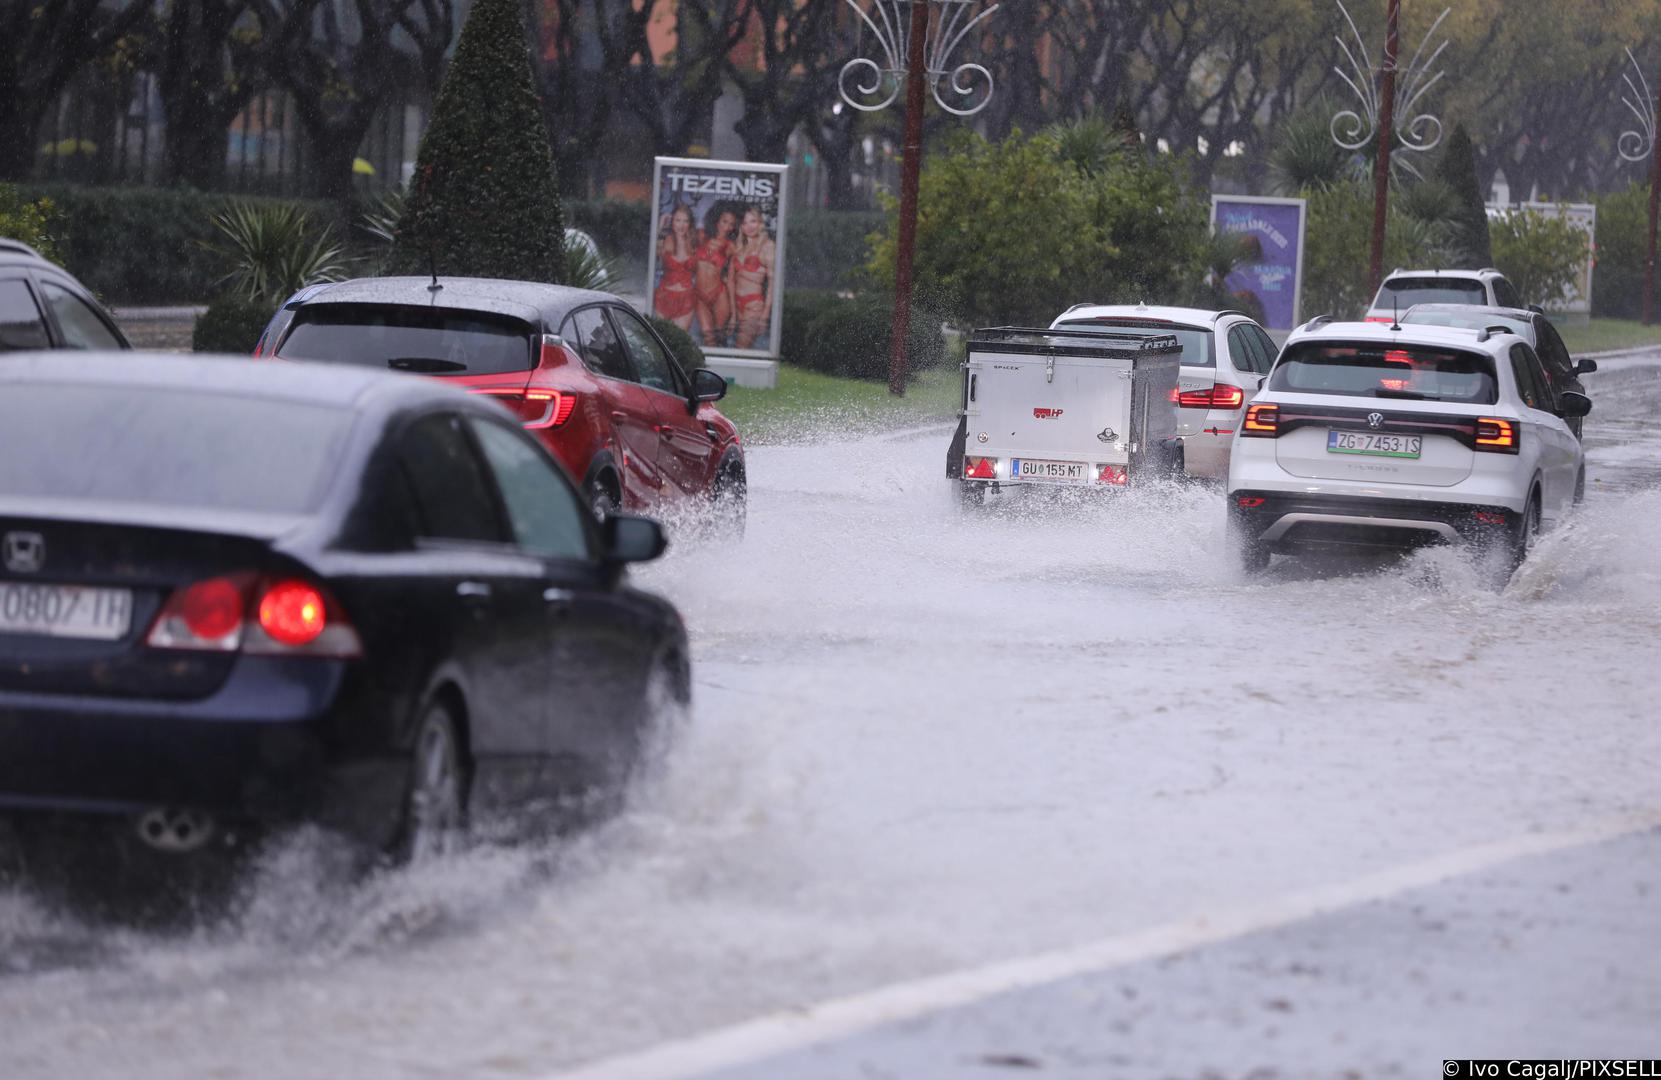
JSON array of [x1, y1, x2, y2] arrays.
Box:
[[1226, 318, 1590, 577], [1050, 304, 1277, 478]]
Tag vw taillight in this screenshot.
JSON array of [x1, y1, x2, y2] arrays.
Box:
[[1242, 402, 1280, 436], [1473, 417, 1518, 454]]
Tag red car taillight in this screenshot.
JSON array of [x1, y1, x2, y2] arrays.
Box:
[[1096, 464, 1128, 485], [1176, 384, 1245, 409], [148, 576, 361, 657], [1365, 315, 1395, 324], [474, 388, 578, 430], [1242, 402, 1280, 437], [963, 457, 997, 479], [1473, 417, 1519, 454]]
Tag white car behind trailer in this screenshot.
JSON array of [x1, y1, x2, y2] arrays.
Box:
[[947, 326, 1184, 504]]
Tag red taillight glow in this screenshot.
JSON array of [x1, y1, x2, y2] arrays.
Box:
[[1474, 417, 1518, 453], [1242, 402, 1280, 436], [1473, 510, 1508, 525], [1096, 464, 1128, 486], [1366, 316, 1395, 324], [148, 576, 247, 651], [180, 578, 243, 640], [963, 457, 997, 480], [1177, 384, 1245, 409], [1236, 496, 1266, 508], [474, 388, 578, 430], [148, 575, 361, 656], [258, 580, 327, 646]]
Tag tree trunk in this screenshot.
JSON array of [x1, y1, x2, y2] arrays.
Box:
[[0, 100, 46, 181]]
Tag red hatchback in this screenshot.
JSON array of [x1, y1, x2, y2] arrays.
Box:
[[256, 277, 745, 524]]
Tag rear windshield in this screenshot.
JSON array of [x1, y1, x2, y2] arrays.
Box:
[[0, 384, 351, 513], [1402, 309, 1531, 342], [1375, 277, 1486, 309], [1268, 342, 1498, 404], [1058, 320, 1214, 367], [277, 304, 534, 376]]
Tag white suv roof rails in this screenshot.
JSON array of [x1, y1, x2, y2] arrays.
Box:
[[0, 238, 44, 259]]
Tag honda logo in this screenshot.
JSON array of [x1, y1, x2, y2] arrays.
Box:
[[1366, 412, 1385, 429], [3, 531, 44, 574]]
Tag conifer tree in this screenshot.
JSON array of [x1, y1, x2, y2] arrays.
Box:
[[1435, 125, 1493, 270], [387, 0, 566, 283]]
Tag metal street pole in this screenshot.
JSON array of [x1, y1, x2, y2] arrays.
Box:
[[1645, 63, 1661, 325], [1368, 0, 1400, 299], [839, 0, 999, 395], [888, 0, 930, 397]]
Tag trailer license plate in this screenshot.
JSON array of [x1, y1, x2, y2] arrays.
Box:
[[0, 583, 133, 641], [1326, 430, 1422, 459], [1012, 458, 1087, 483]]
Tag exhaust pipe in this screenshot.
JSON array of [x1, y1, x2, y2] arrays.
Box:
[[134, 808, 217, 853]]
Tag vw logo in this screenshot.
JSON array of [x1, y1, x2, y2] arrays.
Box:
[[1366, 412, 1385, 429], [3, 531, 44, 574]]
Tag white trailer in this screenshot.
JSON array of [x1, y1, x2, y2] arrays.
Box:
[[946, 326, 1184, 502]]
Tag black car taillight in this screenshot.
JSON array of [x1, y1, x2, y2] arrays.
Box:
[[1473, 417, 1519, 454], [1241, 402, 1280, 437], [148, 576, 361, 658]]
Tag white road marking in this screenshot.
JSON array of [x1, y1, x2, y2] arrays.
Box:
[[546, 810, 1661, 1080]]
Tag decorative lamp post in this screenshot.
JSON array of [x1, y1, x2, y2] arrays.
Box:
[[1618, 48, 1661, 325], [840, 0, 999, 396], [1331, 0, 1450, 297]]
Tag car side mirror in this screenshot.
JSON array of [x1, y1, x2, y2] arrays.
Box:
[[1574, 358, 1598, 376], [690, 367, 728, 406], [1557, 390, 1593, 419], [603, 514, 667, 565]]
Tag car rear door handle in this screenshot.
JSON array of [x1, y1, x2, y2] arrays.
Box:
[[457, 581, 491, 599]]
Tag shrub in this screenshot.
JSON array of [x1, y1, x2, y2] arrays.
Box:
[[387, 0, 566, 283], [0, 184, 63, 263], [649, 314, 706, 371], [565, 199, 652, 257], [1301, 180, 1458, 319], [193, 294, 274, 353], [778, 289, 849, 365], [790, 295, 946, 382], [1269, 108, 1356, 195], [788, 209, 885, 289], [1490, 207, 1590, 308], [1434, 125, 1493, 268], [866, 127, 1213, 328], [1593, 184, 1646, 319], [205, 202, 349, 305]]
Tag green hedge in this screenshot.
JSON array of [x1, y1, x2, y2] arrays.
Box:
[[1593, 185, 1645, 319], [785, 293, 946, 382], [648, 314, 706, 372], [19, 184, 342, 304], [11, 183, 885, 304]]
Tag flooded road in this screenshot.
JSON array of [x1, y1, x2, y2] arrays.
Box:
[[2, 360, 1658, 1079]]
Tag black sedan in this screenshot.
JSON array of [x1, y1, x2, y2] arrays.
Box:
[[0, 353, 688, 863]]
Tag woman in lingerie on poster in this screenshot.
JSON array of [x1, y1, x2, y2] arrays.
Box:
[[694, 204, 737, 347], [653, 202, 697, 332], [729, 205, 775, 350]]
